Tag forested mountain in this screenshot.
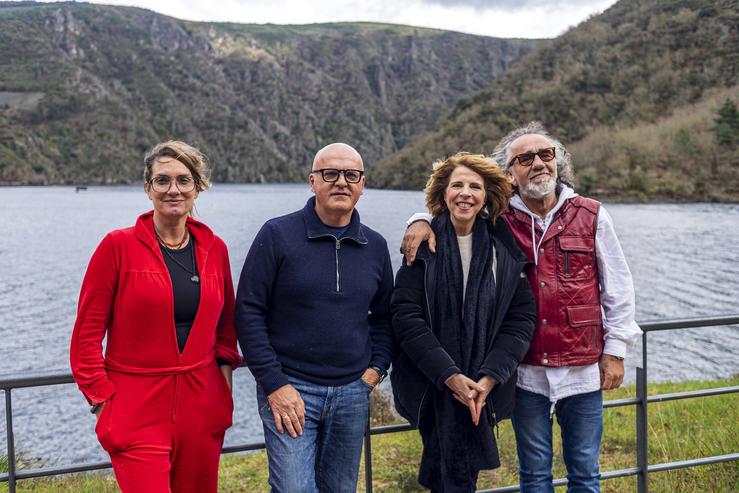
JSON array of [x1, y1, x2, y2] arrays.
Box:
[[0, 2, 535, 184], [373, 0, 739, 201]]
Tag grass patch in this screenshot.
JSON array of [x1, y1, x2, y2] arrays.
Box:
[[4, 378, 738, 492]]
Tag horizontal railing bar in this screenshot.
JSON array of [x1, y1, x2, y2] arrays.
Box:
[[479, 477, 570, 493], [6, 452, 734, 486], [601, 466, 641, 479], [478, 484, 520, 492], [368, 423, 415, 435], [0, 372, 74, 390], [647, 386, 739, 403], [640, 315, 739, 332], [647, 453, 739, 472], [0, 362, 250, 391], [221, 442, 266, 454], [0, 461, 111, 482], [603, 397, 639, 408]]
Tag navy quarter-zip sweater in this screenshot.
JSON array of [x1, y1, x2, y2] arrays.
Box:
[[235, 197, 395, 395]]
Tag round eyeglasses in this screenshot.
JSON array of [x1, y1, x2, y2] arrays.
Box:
[[149, 175, 197, 193]]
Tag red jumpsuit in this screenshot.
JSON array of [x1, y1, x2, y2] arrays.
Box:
[[70, 211, 242, 493]]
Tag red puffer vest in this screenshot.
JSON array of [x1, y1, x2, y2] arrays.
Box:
[[503, 195, 603, 366]]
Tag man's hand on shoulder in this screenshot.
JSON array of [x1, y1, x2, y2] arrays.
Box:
[[599, 354, 625, 390], [401, 221, 435, 266], [267, 384, 306, 438]]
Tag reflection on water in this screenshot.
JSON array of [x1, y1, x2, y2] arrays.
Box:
[[0, 185, 737, 464]]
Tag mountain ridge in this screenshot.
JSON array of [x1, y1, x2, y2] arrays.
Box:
[[0, 1, 536, 184]]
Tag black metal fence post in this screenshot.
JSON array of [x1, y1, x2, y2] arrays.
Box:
[[364, 404, 373, 493], [5, 389, 16, 493], [636, 333, 649, 493]]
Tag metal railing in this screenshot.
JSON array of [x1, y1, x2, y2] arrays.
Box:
[[2, 315, 738, 492]]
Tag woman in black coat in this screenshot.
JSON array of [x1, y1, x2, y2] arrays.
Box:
[[391, 153, 536, 492]]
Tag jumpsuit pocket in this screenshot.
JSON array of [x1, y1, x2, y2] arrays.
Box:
[[219, 372, 234, 414], [95, 396, 123, 452], [213, 371, 234, 435]]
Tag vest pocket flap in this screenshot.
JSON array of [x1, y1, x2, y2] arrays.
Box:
[[558, 236, 594, 253], [567, 304, 602, 327]]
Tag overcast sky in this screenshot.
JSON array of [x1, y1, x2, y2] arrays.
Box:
[[33, 0, 619, 38]]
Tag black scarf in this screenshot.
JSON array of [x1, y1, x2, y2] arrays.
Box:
[[419, 212, 499, 491]]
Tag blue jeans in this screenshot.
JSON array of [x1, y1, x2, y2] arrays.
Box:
[[512, 387, 603, 493], [256, 375, 372, 493]]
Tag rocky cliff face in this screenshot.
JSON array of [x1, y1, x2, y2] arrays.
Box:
[[0, 3, 536, 184]]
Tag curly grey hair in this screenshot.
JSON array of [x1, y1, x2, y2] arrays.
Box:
[[491, 121, 575, 189]]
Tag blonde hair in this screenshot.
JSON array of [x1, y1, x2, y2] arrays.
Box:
[[144, 140, 211, 191], [424, 152, 512, 222]]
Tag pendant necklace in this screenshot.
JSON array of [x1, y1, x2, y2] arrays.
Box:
[[156, 230, 200, 283]]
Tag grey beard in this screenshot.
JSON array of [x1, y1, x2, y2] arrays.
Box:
[[520, 178, 557, 200]]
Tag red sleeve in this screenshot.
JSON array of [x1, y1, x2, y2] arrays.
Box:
[[214, 239, 243, 369], [69, 233, 119, 405]]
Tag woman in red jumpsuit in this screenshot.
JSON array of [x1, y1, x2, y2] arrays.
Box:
[[70, 141, 242, 493]]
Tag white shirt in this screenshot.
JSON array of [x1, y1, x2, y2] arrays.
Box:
[[407, 187, 642, 402], [457, 233, 473, 302]]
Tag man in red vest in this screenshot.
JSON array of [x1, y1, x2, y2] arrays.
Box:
[[401, 121, 641, 492]]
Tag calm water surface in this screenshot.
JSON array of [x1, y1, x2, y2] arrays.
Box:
[[1, 184, 737, 464]]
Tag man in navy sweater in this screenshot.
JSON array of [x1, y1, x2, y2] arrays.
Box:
[[235, 143, 394, 492]]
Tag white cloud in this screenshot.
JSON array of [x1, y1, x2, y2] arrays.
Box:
[[30, 0, 618, 38]]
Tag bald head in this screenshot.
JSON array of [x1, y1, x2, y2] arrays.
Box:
[[312, 143, 364, 170], [309, 142, 365, 226]]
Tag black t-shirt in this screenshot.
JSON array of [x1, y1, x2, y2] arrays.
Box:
[[159, 239, 200, 353]]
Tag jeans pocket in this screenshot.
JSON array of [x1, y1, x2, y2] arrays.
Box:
[[256, 385, 272, 415], [359, 377, 374, 392]]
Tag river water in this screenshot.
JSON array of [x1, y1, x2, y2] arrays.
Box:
[[0, 184, 737, 465]]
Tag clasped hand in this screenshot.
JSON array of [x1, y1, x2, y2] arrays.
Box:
[[444, 373, 497, 426]]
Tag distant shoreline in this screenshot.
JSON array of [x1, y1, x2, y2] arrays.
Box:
[[2, 182, 737, 204]]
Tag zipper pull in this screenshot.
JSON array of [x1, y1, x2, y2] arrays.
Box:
[[336, 239, 341, 250], [492, 412, 499, 439]]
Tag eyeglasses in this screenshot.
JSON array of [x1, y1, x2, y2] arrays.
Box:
[[149, 175, 197, 193], [509, 147, 556, 168], [311, 168, 364, 184]]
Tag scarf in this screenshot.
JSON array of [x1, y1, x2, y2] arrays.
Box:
[[419, 212, 499, 491]]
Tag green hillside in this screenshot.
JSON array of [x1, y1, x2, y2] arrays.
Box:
[[0, 2, 535, 184], [373, 0, 739, 201]]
